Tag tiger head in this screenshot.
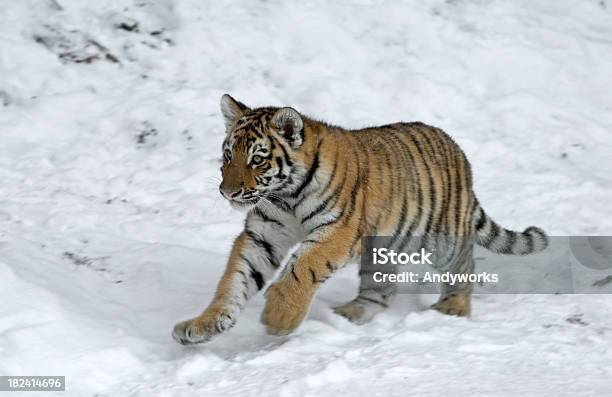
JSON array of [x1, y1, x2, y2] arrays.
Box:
[[218, 94, 308, 210]]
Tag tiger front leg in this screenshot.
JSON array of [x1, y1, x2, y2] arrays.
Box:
[[173, 230, 281, 345], [262, 228, 358, 335], [261, 274, 313, 336]]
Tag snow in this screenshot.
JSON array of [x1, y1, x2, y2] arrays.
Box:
[[1, 0, 612, 395]]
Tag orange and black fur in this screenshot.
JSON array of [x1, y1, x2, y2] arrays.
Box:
[[172, 94, 548, 344]]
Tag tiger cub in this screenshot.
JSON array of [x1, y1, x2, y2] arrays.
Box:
[[172, 94, 548, 345]]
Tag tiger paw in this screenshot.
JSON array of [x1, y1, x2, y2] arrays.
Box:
[[261, 282, 310, 335], [333, 299, 384, 325], [172, 307, 236, 345], [431, 294, 471, 317]]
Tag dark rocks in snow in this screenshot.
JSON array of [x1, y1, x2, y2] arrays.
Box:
[[565, 313, 588, 326], [115, 20, 140, 33], [34, 28, 120, 65], [136, 121, 160, 146]]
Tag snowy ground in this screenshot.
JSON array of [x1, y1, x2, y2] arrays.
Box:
[[1, 0, 612, 395]]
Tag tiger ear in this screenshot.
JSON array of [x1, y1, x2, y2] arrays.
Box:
[[272, 107, 303, 148], [220, 94, 249, 130]]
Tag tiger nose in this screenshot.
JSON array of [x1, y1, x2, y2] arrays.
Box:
[[219, 186, 241, 199]]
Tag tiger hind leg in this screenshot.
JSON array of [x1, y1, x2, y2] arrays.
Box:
[[333, 259, 397, 325], [431, 293, 471, 317], [431, 246, 474, 317]]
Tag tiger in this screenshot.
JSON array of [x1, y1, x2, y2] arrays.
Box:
[[172, 94, 548, 345]]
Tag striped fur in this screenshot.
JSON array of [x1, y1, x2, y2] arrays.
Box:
[[172, 94, 548, 344]]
